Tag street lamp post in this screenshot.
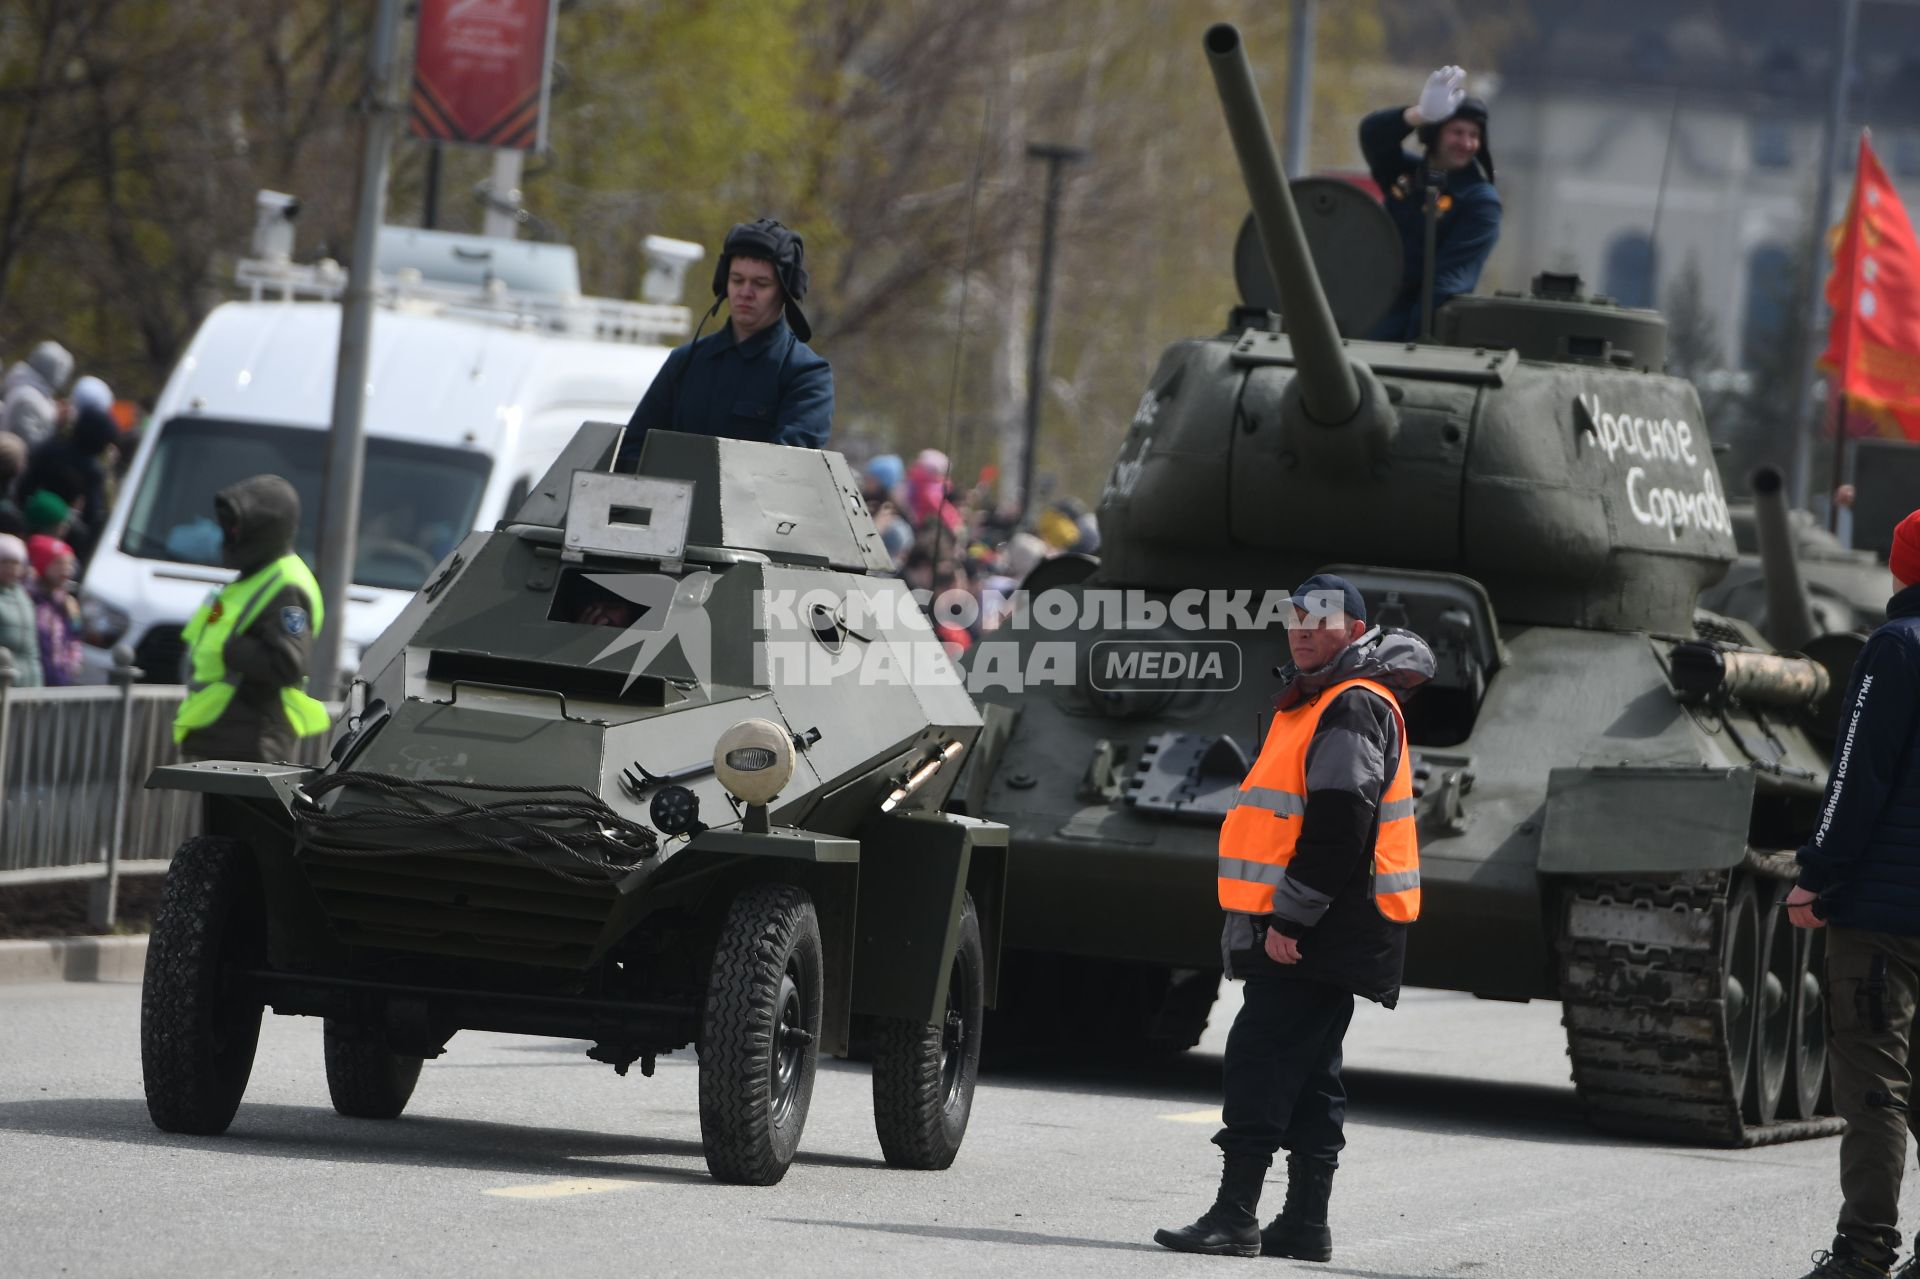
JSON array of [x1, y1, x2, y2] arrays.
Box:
[[1283, 0, 1318, 179], [1787, 0, 1860, 518], [1020, 142, 1089, 523], [312, 0, 406, 697]]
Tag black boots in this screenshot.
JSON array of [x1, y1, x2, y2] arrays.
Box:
[[1261, 1154, 1336, 1261], [1154, 1152, 1268, 1257], [1800, 1241, 1895, 1278]]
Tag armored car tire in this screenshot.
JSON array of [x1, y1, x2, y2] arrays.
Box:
[[323, 1020, 424, 1120], [141, 836, 266, 1136], [871, 893, 985, 1170], [698, 883, 823, 1185]]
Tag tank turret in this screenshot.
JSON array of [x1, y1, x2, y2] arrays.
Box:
[[1101, 23, 1736, 636]]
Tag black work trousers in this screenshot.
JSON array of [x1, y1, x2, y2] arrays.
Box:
[[1826, 926, 1920, 1266], [1213, 972, 1355, 1166]]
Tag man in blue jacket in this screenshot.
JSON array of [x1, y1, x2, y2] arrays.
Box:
[[1359, 66, 1501, 342], [1787, 508, 1920, 1279], [618, 217, 833, 470]]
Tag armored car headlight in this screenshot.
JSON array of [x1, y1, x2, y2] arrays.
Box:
[[714, 718, 795, 806]]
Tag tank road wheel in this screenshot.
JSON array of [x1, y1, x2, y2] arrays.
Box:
[[1558, 869, 1843, 1146], [1788, 926, 1831, 1120], [872, 894, 985, 1170], [1745, 883, 1796, 1123], [323, 1020, 424, 1120], [698, 883, 823, 1185], [140, 836, 266, 1136], [1722, 878, 1762, 1110]]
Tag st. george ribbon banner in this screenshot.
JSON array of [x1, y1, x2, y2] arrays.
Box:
[[409, 0, 559, 151]]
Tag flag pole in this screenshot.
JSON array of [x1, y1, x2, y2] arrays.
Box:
[[1829, 128, 1868, 534]]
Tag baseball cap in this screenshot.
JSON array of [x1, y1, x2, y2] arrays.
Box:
[[1286, 573, 1368, 626]]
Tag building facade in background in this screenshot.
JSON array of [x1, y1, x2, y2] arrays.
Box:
[[1483, 1, 1920, 391]]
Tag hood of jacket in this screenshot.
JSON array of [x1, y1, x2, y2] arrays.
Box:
[[215, 474, 299, 573], [1275, 626, 1436, 710]]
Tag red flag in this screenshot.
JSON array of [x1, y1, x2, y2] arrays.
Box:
[[1819, 133, 1920, 442]]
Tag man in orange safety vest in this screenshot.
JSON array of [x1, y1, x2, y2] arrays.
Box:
[[1157, 573, 1434, 1262]]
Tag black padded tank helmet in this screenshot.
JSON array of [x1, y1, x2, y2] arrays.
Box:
[[710, 217, 813, 341]]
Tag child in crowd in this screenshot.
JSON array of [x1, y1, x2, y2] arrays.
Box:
[[28, 535, 81, 685], [0, 534, 43, 687]]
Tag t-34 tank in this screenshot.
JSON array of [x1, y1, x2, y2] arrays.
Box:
[[139, 423, 1007, 1184], [958, 23, 1843, 1145]]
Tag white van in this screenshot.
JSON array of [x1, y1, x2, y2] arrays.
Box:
[[79, 224, 700, 683]]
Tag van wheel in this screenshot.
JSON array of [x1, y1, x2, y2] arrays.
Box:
[[141, 837, 265, 1135], [698, 884, 823, 1185], [324, 1020, 424, 1120], [872, 894, 985, 1170]]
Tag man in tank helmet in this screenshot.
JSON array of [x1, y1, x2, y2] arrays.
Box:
[[1786, 510, 1920, 1279], [1156, 575, 1435, 1261], [1359, 66, 1502, 342], [617, 216, 833, 471]]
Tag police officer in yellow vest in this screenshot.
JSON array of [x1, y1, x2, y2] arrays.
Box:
[[1157, 574, 1434, 1261], [173, 474, 330, 761]]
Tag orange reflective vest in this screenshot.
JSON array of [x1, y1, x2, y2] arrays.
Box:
[[1217, 676, 1420, 923]]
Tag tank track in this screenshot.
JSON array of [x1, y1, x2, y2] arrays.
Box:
[[1557, 861, 1843, 1147]]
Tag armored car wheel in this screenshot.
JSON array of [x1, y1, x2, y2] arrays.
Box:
[[323, 1020, 424, 1120], [699, 883, 823, 1185], [141, 836, 266, 1135], [872, 893, 985, 1170]]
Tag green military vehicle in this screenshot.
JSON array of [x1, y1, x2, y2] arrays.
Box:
[[140, 424, 1008, 1184], [1700, 482, 1887, 642], [956, 23, 1845, 1145]]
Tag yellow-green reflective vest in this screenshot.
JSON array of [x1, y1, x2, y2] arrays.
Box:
[[172, 553, 330, 744]]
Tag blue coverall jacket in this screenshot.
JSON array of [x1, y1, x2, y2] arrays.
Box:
[[1358, 107, 1502, 342], [1797, 582, 1920, 934], [618, 316, 833, 470]]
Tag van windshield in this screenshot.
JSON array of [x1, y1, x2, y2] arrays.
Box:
[[119, 417, 492, 591]]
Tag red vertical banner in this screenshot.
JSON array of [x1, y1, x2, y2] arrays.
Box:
[[409, 0, 558, 151], [1818, 132, 1920, 442]]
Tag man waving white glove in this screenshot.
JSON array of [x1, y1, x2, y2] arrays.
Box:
[[1411, 66, 1466, 125]]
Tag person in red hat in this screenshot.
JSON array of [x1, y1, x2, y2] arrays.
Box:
[[26, 534, 80, 685], [1786, 508, 1920, 1279]]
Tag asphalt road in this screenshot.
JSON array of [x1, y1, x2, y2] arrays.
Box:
[[0, 977, 1874, 1278]]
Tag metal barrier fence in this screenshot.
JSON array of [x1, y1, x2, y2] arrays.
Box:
[[0, 645, 330, 927]]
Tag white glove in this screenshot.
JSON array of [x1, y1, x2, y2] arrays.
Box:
[[1415, 66, 1466, 124]]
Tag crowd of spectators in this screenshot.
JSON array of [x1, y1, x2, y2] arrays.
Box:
[[857, 447, 1101, 658], [0, 337, 140, 686]]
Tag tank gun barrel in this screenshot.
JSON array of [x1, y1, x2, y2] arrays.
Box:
[[1750, 465, 1817, 653], [1203, 23, 1360, 426]]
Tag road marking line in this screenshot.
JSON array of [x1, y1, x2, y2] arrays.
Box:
[[484, 1178, 647, 1199], [1160, 1107, 1222, 1125]]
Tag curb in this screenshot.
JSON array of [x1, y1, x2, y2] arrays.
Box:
[[0, 935, 149, 984]]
